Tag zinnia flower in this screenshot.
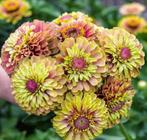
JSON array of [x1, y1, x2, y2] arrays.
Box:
[[53, 11, 93, 25], [97, 27, 144, 78], [57, 37, 107, 92], [1, 20, 59, 75], [118, 16, 146, 34], [96, 76, 135, 128], [59, 20, 97, 41], [0, 0, 31, 23], [53, 92, 108, 140], [119, 2, 145, 15], [11, 56, 67, 115]]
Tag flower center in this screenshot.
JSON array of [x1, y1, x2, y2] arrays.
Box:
[[110, 101, 125, 113], [26, 80, 38, 93], [120, 47, 131, 60], [72, 57, 86, 70], [66, 28, 80, 38], [127, 19, 140, 30], [3, 0, 20, 13], [74, 116, 89, 130]]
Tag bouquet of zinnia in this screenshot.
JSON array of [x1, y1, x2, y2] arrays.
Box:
[[0, 12, 145, 140]]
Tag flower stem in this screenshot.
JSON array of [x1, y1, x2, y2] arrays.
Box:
[[119, 123, 133, 140]]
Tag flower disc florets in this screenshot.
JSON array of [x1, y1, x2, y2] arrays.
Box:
[[97, 27, 145, 78], [96, 76, 135, 127], [59, 20, 97, 41], [12, 56, 67, 115], [53, 92, 108, 140], [57, 37, 107, 92]]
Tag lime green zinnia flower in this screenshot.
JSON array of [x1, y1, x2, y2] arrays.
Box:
[[12, 56, 67, 115], [96, 76, 135, 128], [57, 37, 107, 93], [53, 92, 108, 140], [98, 27, 144, 78]]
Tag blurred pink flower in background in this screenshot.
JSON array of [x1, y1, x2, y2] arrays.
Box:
[[119, 2, 145, 15]]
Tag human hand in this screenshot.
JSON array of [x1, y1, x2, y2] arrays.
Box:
[[0, 65, 15, 103]]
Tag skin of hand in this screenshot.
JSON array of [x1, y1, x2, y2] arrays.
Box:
[[0, 65, 15, 103]]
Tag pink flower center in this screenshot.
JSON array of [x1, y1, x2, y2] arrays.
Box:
[[120, 47, 131, 60], [111, 101, 125, 113], [66, 28, 80, 38], [72, 57, 86, 70], [26, 80, 38, 93], [74, 116, 89, 130]]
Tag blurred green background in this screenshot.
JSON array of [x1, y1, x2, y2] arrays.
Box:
[[0, 0, 147, 140]]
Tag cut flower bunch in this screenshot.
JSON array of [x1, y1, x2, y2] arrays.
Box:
[[0, 12, 145, 140]]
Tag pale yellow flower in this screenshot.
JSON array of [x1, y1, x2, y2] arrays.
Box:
[[0, 0, 31, 23], [12, 56, 67, 115], [118, 16, 146, 34]]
